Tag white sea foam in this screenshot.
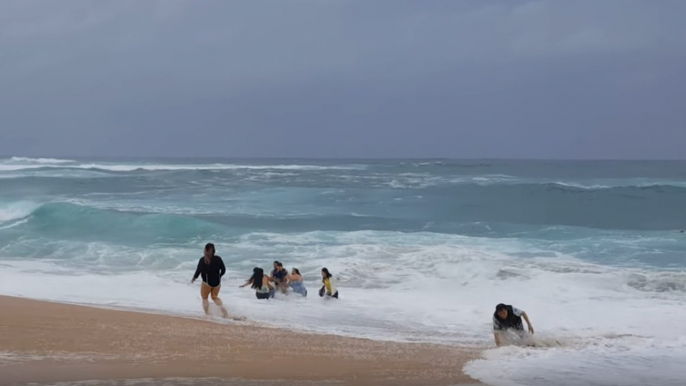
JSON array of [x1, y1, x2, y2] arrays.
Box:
[[0, 201, 40, 223], [0, 169, 113, 179], [7, 156, 76, 164], [553, 181, 612, 189], [0, 231, 684, 386], [554, 179, 686, 189], [2, 159, 686, 192], [1, 232, 685, 330], [0, 161, 366, 172], [464, 336, 686, 386], [0, 217, 30, 230]]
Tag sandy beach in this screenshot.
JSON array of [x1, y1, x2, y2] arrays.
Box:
[[0, 296, 481, 386]]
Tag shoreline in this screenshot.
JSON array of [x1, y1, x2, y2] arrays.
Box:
[[0, 295, 483, 386]]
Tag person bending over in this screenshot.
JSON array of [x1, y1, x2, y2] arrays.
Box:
[[493, 303, 534, 347], [319, 268, 338, 299]]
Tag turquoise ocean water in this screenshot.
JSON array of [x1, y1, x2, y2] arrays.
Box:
[[1, 157, 685, 386]]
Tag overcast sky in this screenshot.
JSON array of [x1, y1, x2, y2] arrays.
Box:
[[1, 0, 685, 159]]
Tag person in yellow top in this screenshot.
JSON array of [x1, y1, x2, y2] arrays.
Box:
[[319, 267, 339, 299]]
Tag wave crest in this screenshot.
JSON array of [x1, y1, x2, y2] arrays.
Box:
[[0, 162, 366, 172], [0, 201, 41, 223], [6, 157, 75, 164]]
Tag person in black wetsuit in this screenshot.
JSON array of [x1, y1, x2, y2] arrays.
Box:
[[191, 243, 229, 318], [493, 303, 535, 346]]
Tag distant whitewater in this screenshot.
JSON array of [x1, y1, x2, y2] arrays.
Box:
[[1, 157, 685, 386]]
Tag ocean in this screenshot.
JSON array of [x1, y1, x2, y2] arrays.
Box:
[[1, 156, 685, 386]]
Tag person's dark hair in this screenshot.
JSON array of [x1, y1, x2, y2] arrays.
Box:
[[495, 303, 507, 312], [273, 260, 283, 268], [250, 267, 265, 289], [292, 268, 301, 276], [204, 243, 215, 265], [321, 267, 332, 282]]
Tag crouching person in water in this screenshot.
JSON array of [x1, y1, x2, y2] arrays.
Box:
[[191, 243, 229, 318], [319, 268, 338, 299], [240, 268, 275, 299], [288, 268, 308, 297], [493, 303, 535, 347]]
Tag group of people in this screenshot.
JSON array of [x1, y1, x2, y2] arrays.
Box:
[[192, 243, 533, 347], [238, 261, 315, 299], [192, 244, 340, 314]]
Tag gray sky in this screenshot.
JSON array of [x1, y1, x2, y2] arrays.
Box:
[[1, 0, 685, 159]]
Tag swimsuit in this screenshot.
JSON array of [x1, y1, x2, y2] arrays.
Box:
[[255, 284, 273, 299], [192, 256, 226, 287]]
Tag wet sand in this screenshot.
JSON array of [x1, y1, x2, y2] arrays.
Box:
[[0, 296, 481, 386]]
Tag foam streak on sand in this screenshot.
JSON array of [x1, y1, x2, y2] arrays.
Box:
[[0, 296, 479, 386]]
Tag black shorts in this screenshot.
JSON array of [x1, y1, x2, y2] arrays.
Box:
[[320, 290, 339, 299], [256, 292, 270, 299]]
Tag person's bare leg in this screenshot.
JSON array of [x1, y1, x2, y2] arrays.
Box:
[[211, 286, 229, 318], [200, 282, 211, 315]]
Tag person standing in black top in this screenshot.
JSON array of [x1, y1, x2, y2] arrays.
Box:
[[191, 243, 229, 318]]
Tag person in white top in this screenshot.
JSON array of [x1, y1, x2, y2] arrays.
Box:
[[493, 303, 534, 346]]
